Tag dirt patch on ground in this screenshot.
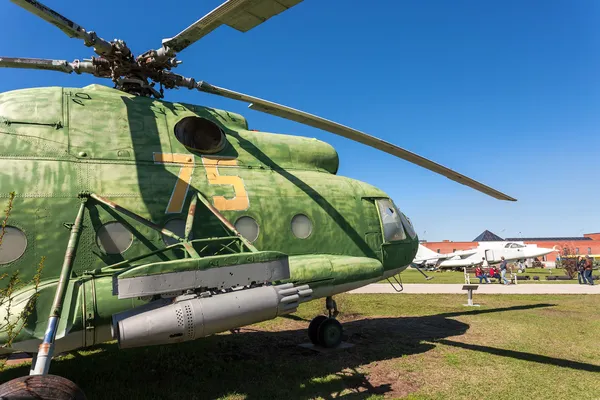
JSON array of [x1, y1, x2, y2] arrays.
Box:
[[337, 312, 364, 321], [363, 361, 421, 398], [234, 315, 432, 398]]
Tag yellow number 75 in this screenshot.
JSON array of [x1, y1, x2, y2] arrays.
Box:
[[154, 153, 249, 214]]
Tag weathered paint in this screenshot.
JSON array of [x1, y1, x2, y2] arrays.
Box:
[[118, 251, 288, 277], [0, 84, 419, 353]]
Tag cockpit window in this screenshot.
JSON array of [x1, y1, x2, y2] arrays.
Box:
[[376, 199, 407, 242], [400, 212, 417, 239], [505, 243, 525, 248]]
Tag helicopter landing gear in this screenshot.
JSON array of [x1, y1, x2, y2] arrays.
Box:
[[307, 296, 343, 348], [0, 374, 87, 400], [326, 296, 339, 319]]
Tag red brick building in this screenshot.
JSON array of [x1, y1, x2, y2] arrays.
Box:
[[421, 231, 600, 267]]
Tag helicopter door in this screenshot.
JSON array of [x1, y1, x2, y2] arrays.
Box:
[[485, 249, 495, 262]]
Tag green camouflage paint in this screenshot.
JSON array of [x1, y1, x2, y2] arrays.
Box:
[[0, 84, 418, 353]]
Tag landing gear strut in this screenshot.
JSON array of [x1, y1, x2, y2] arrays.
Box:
[[0, 201, 89, 400], [307, 296, 343, 348], [326, 296, 339, 318]]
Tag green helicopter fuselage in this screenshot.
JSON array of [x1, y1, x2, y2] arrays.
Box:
[[0, 84, 418, 353]]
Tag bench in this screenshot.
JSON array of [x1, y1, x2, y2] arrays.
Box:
[[464, 267, 520, 285], [464, 267, 498, 284]]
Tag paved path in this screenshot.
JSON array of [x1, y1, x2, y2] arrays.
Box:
[[349, 283, 600, 294]]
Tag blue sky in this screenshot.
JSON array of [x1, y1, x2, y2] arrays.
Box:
[[1, 0, 599, 242]]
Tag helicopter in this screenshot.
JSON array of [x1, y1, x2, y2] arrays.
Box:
[[0, 0, 516, 398]]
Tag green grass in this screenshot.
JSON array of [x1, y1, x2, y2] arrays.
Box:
[[2, 294, 599, 399], [392, 267, 583, 284]]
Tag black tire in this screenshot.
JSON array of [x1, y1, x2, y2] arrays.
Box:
[[308, 315, 328, 345], [317, 318, 343, 349], [0, 374, 86, 400]]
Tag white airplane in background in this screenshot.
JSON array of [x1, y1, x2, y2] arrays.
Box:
[[413, 242, 555, 270], [413, 246, 478, 269]]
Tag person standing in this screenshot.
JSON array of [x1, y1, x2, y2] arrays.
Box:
[[584, 256, 594, 286], [499, 257, 510, 285], [577, 256, 587, 284]]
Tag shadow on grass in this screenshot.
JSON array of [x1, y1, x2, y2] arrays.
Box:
[[436, 339, 600, 373], [435, 303, 555, 318], [1, 303, 557, 400]]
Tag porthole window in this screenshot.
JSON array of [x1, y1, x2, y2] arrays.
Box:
[[291, 214, 313, 239], [0, 226, 27, 264], [96, 222, 133, 255], [174, 116, 226, 154], [162, 219, 190, 246], [234, 216, 259, 243]]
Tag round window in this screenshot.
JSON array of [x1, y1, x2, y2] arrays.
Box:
[[0, 226, 27, 264], [291, 214, 313, 239], [174, 116, 226, 154], [162, 219, 190, 246], [234, 216, 259, 243], [96, 222, 133, 254]]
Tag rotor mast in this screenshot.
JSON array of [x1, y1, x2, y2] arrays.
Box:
[[6, 0, 303, 98], [8, 0, 166, 96]]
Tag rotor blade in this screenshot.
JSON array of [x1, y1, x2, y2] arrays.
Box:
[[162, 0, 303, 52], [195, 81, 516, 202], [0, 57, 95, 75], [10, 0, 112, 55]]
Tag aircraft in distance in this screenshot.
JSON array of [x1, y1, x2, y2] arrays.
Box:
[[0, 0, 515, 398], [413, 242, 554, 270], [412, 245, 478, 269]]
